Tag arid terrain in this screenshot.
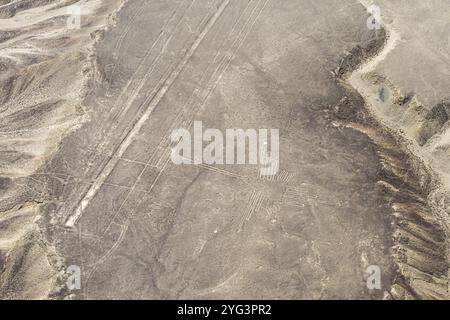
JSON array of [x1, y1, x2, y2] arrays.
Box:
[[0, 0, 449, 300]]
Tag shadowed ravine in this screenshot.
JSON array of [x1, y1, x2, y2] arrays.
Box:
[[343, 1, 449, 298]]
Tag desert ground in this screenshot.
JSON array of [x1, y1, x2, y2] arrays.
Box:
[[0, 0, 449, 299]]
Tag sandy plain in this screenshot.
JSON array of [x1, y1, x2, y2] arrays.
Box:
[[0, 0, 449, 299]]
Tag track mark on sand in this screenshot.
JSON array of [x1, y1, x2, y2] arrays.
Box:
[[238, 190, 265, 232], [65, 0, 231, 227]]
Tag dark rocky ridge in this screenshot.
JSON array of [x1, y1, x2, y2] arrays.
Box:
[[332, 27, 449, 299]]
